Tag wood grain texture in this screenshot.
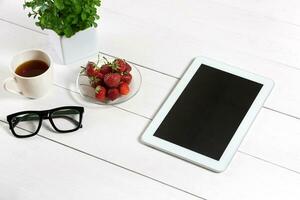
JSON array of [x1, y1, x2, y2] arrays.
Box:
[[0, 123, 203, 200], [0, 1, 300, 199], [101, 0, 300, 69], [0, 70, 299, 199], [2, 0, 300, 69], [0, 0, 46, 33], [240, 108, 300, 172], [96, 10, 300, 118], [211, 0, 300, 25], [0, 21, 47, 68], [1, 1, 300, 118], [0, 19, 299, 172]]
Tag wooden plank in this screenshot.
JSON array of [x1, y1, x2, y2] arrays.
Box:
[[1, 2, 300, 118], [0, 0, 44, 32], [240, 108, 300, 172], [0, 21, 47, 68], [0, 21, 299, 172], [0, 123, 202, 200], [53, 49, 300, 121], [95, 10, 300, 118], [0, 1, 299, 199], [211, 0, 300, 26], [1, 71, 299, 199], [101, 0, 300, 70], [2, 0, 300, 70]]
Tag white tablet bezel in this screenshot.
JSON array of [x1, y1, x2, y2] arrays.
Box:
[[141, 56, 274, 172]]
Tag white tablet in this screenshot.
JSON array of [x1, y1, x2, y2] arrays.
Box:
[[141, 57, 274, 172]]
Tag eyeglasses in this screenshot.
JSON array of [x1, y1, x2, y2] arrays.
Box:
[[7, 106, 84, 138]]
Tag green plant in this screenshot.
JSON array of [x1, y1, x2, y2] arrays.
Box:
[[24, 0, 101, 38]]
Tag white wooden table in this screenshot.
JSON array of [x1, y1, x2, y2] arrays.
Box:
[[0, 1, 300, 199]]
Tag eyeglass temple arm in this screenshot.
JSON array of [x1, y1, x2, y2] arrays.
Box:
[[12, 110, 82, 128]]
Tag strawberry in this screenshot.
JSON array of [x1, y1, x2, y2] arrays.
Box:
[[104, 73, 121, 88], [89, 77, 101, 88], [119, 82, 130, 95], [94, 70, 104, 80], [114, 58, 127, 72], [86, 61, 98, 77], [114, 58, 132, 72], [95, 85, 107, 102], [125, 62, 132, 72], [107, 88, 120, 101], [100, 64, 112, 75], [121, 73, 132, 84]]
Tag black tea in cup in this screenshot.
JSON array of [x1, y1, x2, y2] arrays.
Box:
[[15, 60, 49, 77]]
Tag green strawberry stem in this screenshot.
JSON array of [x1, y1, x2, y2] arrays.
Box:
[[96, 53, 101, 66], [80, 66, 86, 74], [103, 56, 110, 64]]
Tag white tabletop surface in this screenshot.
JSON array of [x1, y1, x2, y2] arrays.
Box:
[[0, 1, 300, 199]]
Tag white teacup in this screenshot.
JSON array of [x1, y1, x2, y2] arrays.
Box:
[[3, 49, 53, 99]]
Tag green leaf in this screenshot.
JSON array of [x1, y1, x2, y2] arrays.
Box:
[[73, 2, 82, 14], [24, 0, 102, 37], [64, 26, 73, 37], [72, 16, 79, 24], [54, 0, 64, 10], [81, 12, 87, 21]]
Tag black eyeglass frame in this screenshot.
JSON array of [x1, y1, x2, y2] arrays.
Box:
[[7, 106, 84, 138]]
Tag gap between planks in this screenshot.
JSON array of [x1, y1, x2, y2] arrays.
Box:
[[1, 11, 300, 73], [53, 83, 300, 175], [1, 117, 299, 200], [1, 15, 300, 175], [0, 119, 206, 200]]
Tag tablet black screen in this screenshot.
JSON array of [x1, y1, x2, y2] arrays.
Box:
[[154, 64, 263, 160]]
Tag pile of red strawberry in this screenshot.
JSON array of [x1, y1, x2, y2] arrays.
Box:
[[82, 57, 132, 102]]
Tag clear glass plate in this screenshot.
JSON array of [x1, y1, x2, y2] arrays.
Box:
[[76, 63, 142, 105]]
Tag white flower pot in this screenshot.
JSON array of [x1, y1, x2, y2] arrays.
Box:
[[48, 28, 100, 65]]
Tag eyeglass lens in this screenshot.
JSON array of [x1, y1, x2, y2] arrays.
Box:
[[11, 113, 40, 136], [51, 108, 81, 131]]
